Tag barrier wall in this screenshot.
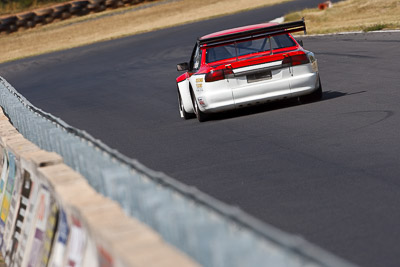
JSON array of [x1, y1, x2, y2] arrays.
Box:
[[0, 107, 198, 266], [0, 0, 159, 34], [0, 76, 357, 267]]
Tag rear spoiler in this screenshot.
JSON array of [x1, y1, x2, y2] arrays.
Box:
[[199, 19, 306, 47]]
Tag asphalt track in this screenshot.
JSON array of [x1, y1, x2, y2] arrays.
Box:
[[1, 1, 400, 266]]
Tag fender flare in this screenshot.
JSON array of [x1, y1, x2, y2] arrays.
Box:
[[177, 79, 194, 114]]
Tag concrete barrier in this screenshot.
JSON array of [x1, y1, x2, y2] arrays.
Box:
[[0, 108, 198, 267]]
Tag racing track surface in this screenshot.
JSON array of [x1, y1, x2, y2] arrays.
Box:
[[1, 1, 400, 266]]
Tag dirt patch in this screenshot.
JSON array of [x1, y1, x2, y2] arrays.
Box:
[[0, 0, 291, 63], [285, 0, 400, 34]]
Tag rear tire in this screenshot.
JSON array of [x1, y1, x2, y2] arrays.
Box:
[[191, 91, 208, 122], [299, 77, 322, 103]]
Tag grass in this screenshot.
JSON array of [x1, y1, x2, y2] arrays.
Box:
[[285, 0, 400, 34], [362, 23, 388, 32], [0, 0, 291, 63]]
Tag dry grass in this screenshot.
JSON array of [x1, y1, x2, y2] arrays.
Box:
[[0, 0, 291, 63], [285, 0, 400, 34]]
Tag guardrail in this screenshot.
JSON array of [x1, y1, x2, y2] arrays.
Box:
[[0, 0, 157, 34], [0, 76, 357, 267]]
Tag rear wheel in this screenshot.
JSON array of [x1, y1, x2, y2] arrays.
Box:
[[299, 77, 322, 103], [191, 91, 208, 122]]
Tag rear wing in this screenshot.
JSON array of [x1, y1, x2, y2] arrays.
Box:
[[199, 19, 306, 47]]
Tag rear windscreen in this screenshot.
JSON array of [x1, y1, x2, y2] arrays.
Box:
[[205, 34, 296, 63]]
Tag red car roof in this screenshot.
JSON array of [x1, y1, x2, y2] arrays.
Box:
[[200, 22, 278, 40]]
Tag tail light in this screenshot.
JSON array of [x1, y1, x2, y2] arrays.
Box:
[[282, 53, 310, 66], [205, 68, 233, 82]]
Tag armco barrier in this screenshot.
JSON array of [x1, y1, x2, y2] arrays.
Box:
[[0, 108, 197, 266], [0, 76, 357, 267]]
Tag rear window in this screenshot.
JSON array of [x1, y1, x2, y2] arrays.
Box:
[[205, 34, 296, 63]]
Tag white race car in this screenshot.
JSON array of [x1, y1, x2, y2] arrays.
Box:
[[176, 20, 322, 122]]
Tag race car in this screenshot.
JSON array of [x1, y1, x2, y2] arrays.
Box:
[[176, 20, 322, 122]]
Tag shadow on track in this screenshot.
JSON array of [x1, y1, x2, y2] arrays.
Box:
[[205, 90, 353, 122]]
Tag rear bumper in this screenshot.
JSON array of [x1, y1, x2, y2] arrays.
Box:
[[198, 71, 319, 113], [290, 71, 319, 97]]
